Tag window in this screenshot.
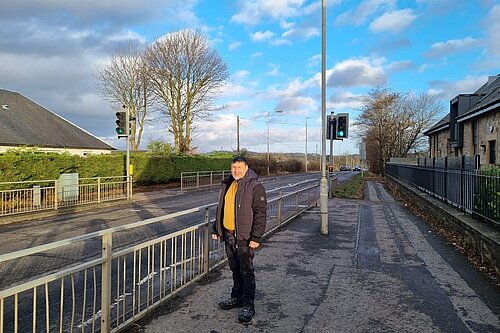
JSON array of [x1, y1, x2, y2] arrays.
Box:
[[489, 140, 496, 165], [472, 121, 478, 155]]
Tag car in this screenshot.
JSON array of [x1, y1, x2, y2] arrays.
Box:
[[339, 165, 352, 171], [353, 165, 361, 171]]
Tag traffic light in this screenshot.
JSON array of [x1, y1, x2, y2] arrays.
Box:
[[326, 113, 336, 140], [115, 110, 127, 138], [336, 113, 349, 139]]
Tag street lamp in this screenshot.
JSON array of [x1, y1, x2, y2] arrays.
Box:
[[305, 117, 310, 172], [267, 110, 283, 175]]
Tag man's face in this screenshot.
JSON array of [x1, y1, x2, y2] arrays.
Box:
[[231, 161, 248, 180]]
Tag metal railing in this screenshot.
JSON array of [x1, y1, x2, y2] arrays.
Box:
[[0, 176, 131, 217], [0, 179, 318, 333], [180, 170, 230, 192], [386, 163, 499, 226]]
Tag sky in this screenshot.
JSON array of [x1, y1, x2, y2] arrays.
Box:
[[0, 0, 499, 156]]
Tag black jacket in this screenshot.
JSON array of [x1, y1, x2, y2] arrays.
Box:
[[212, 169, 267, 245]]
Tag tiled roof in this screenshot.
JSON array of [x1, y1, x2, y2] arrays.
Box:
[[0, 89, 114, 151]]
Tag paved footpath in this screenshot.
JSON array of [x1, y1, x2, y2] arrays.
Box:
[[131, 181, 500, 333]]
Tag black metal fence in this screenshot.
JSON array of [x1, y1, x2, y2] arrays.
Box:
[[386, 163, 499, 227]]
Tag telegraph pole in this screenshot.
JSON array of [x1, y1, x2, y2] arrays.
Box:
[[320, 0, 328, 234]]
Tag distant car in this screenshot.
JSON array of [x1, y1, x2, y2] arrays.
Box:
[[353, 165, 361, 171], [339, 165, 351, 171]]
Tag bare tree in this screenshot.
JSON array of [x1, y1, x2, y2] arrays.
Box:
[[145, 29, 229, 154], [97, 42, 154, 150], [356, 88, 443, 172]]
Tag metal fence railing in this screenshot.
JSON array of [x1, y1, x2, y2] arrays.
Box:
[[0, 176, 132, 217], [0, 179, 318, 333], [180, 171, 230, 192], [386, 163, 499, 226]]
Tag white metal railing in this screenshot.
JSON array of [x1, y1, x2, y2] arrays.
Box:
[[180, 170, 230, 192], [0, 176, 132, 217], [0, 180, 318, 333]]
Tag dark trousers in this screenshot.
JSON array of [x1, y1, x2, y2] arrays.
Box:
[[224, 231, 256, 306]]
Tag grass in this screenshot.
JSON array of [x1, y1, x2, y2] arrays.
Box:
[[334, 172, 365, 199]]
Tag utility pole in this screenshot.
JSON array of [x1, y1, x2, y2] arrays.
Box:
[[237, 116, 240, 154], [267, 112, 270, 175], [320, 0, 328, 235]]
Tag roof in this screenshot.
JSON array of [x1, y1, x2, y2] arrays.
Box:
[[425, 74, 500, 135], [459, 75, 500, 119], [423, 114, 449, 135], [0, 89, 114, 151]]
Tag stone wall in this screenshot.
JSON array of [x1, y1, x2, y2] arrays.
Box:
[[385, 175, 500, 278]]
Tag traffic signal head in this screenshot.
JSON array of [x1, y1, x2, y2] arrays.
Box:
[[115, 111, 127, 137], [336, 113, 349, 139]]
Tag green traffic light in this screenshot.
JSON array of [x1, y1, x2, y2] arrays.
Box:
[[116, 127, 125, 134], [337, 131, 344, 137]]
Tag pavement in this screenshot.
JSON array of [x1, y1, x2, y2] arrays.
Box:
[[130, 181, 500, 333]]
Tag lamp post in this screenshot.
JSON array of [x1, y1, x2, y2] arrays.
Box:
[[320, 0, 328, 234], [305, 117, 310, 172], [267, 110, 283, 175]]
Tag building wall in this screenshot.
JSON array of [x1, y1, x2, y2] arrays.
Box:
[[0, 146, 113, 156], [429, 129, 451, 157], [461, 110, 499, 165]]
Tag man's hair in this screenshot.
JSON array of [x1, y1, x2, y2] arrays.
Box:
[[232, 156, 247, 164]]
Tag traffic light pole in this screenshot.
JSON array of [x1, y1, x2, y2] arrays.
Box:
[[125, 107, 131, 199]]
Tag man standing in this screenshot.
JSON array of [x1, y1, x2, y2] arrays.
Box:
[[212, 156, 267, 323]]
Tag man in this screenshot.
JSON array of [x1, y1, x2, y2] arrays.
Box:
[[212, 156, 267, 323]]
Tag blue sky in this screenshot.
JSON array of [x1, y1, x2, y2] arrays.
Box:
[[0, 0, 499, 155]]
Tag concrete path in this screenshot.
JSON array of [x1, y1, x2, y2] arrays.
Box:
[[131, 181, 500, 333]]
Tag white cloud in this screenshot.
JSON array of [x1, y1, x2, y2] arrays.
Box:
[[369, 9, 418, 32], [250, 52, 264, 59], [328, 57, 387, 87], [335, 0, 397, 26], [270, 38, 292, 46], [307, 54, 321, 68], [428, 75, 488, 100], [219, 82, 252, 97], [423, 36, 480, 59], [251, 30, 275, 42], [234, 70, 250, 80], [485, 4, 500, 57], [266, 63, 281, 76], [231, 0, 308, 26], [282, 27, 319, 40], [329, 91, 365, 110], [228, 40, 242, 50], [386, 60, 413, 72]]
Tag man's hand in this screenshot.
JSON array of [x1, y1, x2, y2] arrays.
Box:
[[211, 234, 218, 240], [249, 241, 260, 249]]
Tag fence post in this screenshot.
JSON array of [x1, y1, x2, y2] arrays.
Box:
[[204, 208, 210, 273], [101, 232, 112, 333], [295, 184, 299, 214], [54, 180, 59, 210], [196, 172, 200, 189], [181, 173, 184, 192], [97, 177, 101, 203], [277, 190, 283, 226], [210, 172, 213, 187]]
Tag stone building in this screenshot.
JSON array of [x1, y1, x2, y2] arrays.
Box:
[[424, 75, 499, 166]]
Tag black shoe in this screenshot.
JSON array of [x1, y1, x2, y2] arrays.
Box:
[[218, 298, 242, 310], [238, 305, 255, 323]]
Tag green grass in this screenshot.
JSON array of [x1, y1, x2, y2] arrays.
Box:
[[334, 173, 364, 199]]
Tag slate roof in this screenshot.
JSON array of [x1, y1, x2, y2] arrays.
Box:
[[423, 114, 449, 135], [0, 89, 114, 151]]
